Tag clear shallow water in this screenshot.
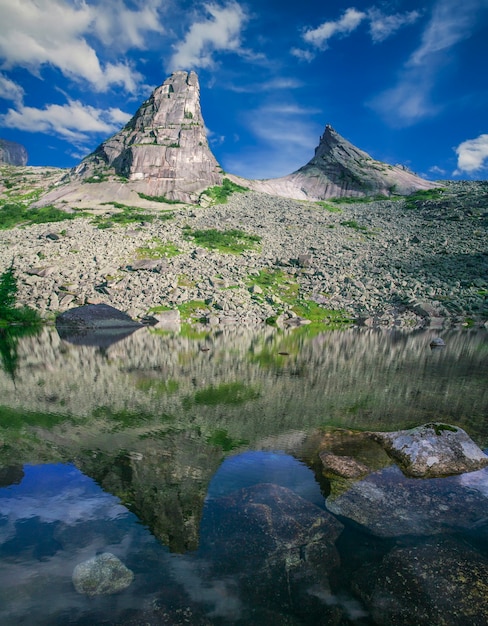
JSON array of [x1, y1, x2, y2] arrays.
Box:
[[0, 326, 487, 624]]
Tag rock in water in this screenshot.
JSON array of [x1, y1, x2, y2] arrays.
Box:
[[72, 552, 134, 596], [370, 423, 488, 478], [0, 138, 28, 166], [244, 125, 437, 200], [74, 71, 223, 203]]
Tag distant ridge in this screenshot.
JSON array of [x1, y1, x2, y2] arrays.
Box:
[[234, 124, 437, 200], [37, 72, 436, 207]]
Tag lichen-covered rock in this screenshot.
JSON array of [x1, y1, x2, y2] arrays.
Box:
[[319, 451, 370, 479], [370, 423, 488, 477], [353, 537, 488, 626], [72, 552, 134, 596]]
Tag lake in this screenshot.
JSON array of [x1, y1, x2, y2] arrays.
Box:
[[0, 325, 487, 625]]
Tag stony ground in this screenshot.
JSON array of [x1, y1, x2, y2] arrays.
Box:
[[1, 170, 487, 330]]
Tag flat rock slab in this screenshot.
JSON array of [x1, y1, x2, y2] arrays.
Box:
[[353, 537, 488, 626], [370, 423, 488, 477], [72, 552, 134, 596], [326, 464, 488, 537], [319, 451, 370, 479]]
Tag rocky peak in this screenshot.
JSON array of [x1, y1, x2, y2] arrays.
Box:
[[0, 138, 28, 166], [241, 124, 437, 200], [75, 71, 223, 203]]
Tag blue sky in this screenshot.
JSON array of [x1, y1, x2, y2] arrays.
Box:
[[0, 0, 487, 180]]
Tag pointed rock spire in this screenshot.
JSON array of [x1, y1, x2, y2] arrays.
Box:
[[241, 124, 437, 200], [75, 71, 223, 203]]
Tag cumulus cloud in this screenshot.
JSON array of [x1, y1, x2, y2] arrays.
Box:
[[167, 2, 249, 71], [0, 0, 164, 92], [370, 0, 488, 125], [302, 8, 366, 50], [0, 99, 131, 145], [454, 134, 488, 174], [0, 73, 24, 105]]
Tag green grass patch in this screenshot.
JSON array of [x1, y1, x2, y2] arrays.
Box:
[[329, 195, 389, 204], [207, 429, 249, 451], [202, 177, 249, 204], [189, 382, 260, 407], [136, 238, 180, 259], [340, 219, 369, 232], [135, 378, 180, 395], [184, 227, 261, 254], [137, 192, 182, 204], [0, 203, 83, 229], [177, 300, 208, 322], [315, 201, 342, 213], [93, 205, 170, 229]]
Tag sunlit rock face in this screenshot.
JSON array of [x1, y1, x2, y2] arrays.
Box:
[[76, 71, 223, 203], [244, 125, 437, 200], [0, 138, 27, 166]]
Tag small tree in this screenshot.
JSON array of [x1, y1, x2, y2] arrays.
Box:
[[0, 262, 18, 318]]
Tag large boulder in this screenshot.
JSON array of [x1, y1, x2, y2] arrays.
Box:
[[200, 483, 345, 622], [55, 303, 143, 347], [370, 423, 488, 477], [72, 552, 134, 596], [325, 464, 488, 537]]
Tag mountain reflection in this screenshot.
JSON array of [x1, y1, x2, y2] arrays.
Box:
[[0, 326, 487, 552]]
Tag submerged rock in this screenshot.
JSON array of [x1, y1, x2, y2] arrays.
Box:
[[72, 552, 134, 596], [319, 451, 370, 479], [325, 464, 488, 537], [370, 423, 488, 477], [353, 537, 488, 626]]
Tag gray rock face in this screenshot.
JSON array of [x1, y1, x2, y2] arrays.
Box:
[[371, 423, 488, 477], [0, 138, 28, 166], [245, 125, 437, 200], [72, 552, 134, 596], [76, 71, 223, 203]]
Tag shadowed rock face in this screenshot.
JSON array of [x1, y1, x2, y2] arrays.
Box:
[[243, 125, 437, 200], [75, 71, 223, 202], [0, 138, 28, 166]]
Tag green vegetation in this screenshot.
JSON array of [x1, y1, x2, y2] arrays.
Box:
[[207, 428, 249, 451], [184, 110, 194, 119], [135, 237, 180, 259], [187, 381, 260, 407], [137, 192, 182, 204], [93, 205, 173, 229], [0, 264, 43, 378], [248, 268, 352, 332], [201, 177, 249, 204], [135, 378, 180, 395], [83, 169, 110, 183], [177, 300, 209, 323], [0, 203, 83, 229], [183, 227, 261, 254], [315, 201, 342, 213], [405, 187, 446, 209], [340, 219, 369, 232], [329, 194, 389, 204]]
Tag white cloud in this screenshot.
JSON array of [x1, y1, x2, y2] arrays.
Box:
[[368, 9, 421, 43], [0, 99, 131, 145], [228, 77, 303, 92], [370, 0, 488, 125], [454, 134, 488, 174], [0, 73, 24, 105], [303, 8, 366, 50], [290, 47, 316, 62], [168, 2, 249, 71], [0, 0, 164, 92]]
